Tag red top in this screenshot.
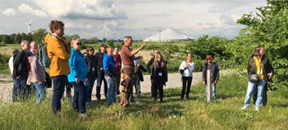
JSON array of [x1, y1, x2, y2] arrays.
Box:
[[120, 45, 134, 66], [25, 52, 31, 71], [113, 54, 122, 69]]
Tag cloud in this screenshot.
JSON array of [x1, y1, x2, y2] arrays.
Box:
[[3, 8, 17, 16], [65, 22, 94, 29], [140, 13, 171, 17], [35, 0, 127, 20], [18, 3, 48, 18]]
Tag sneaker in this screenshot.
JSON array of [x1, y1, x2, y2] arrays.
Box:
[[80, 113, 90, 118], [241, 106, 249, 110], [255, 107, 259, 111]]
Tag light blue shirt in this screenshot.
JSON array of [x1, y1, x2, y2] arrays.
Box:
[[179, 60, 195, 77]]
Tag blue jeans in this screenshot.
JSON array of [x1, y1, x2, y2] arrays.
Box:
[[129, 73, 141, 102], [11, 75, 18, 102], [105, 76, 116, 104], [71, 82, 86, 114], [85, 74, 96, 103], [15, 75, 28, 101], [33, 82, 46, 105], [96, 71, 107, 99], [205, 83, 216, 100], [51, 75, 66, 115], [244, 80, 266, 107]]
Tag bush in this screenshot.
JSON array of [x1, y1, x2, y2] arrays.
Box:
[[0, 54, 10, 74]]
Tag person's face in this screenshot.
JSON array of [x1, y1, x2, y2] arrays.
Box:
[[72, 39, 81, 50], [54, 26, 65, 36], [101, 46, 106, 52], [107, 48, 112, 56], [187, 54, 192, 61], [154, 50, 159, 56], [88, 48, 94, 55], [30, 43, 38, 51], [157, 55, 161, 61], [23, 42, 30, 51], [259, 47, 265, 56], [114, 48, 119, 54], [127, 38, 133, 46], [206, 58, 212, 63]]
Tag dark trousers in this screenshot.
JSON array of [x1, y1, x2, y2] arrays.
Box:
[[26, 84, 35, 98], [71, 82, 86, 114], [14, 75, 28, 101], [153, 80, 164, 101], [96, 71, 107, 99], [181, 77, 192, 99], [116, 69, 121, 94], [253, 83, 268, 106], [151, 82, 155, 98], [85, 74, 96, 103], [51, 75, 67, 114]]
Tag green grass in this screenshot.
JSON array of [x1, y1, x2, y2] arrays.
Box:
[[0, 74, 288, 130]]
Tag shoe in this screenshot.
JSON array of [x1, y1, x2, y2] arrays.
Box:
[[255, 107, 259, 111], [241, 106, 249, 110], [80, 113, 90, 118]]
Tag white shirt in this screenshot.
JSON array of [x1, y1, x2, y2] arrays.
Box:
[[8, 56, 14, 75], [134, 55, 138, 66], [179, 60, 195, 77]]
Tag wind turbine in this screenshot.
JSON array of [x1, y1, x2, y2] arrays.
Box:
[[24, 19, 33, 33], [101, 20, 110, 39]]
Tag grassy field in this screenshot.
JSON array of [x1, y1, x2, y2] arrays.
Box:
[[0, 74, 288, 130]]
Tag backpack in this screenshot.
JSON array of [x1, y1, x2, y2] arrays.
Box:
[[39, 36, 55, 68]]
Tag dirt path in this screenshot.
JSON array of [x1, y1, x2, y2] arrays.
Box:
[[0, 70, 236, 103]]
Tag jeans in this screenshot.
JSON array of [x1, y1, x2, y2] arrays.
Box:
[[15, 75, 28, 101], [85, 74, 96, 103], [253, 83, 268, 106], [11, 75, 18, 102], [244, 80, 266, 107], [51, 75, 66, 115], [96, 71, 107, 100], [129, 73, 141, 102], [33, 82, 46, 105], [26, 84, 36, 98], [71, 82, 86, 114], [105, 76, 116, 104], [205, 83, 216, 100], [181, 77, 192, 99]]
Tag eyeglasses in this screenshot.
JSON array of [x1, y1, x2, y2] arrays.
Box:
[[76, 43, 82, 46]]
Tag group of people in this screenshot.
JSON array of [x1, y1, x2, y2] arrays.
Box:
[[7, 20, 273, 119]]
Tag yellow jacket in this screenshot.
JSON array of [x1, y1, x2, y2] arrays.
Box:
[[45, 33, 71, 77]]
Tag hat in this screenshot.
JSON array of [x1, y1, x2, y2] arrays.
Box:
[[206, 55, 213, 60], [101, 44, 106, 47]]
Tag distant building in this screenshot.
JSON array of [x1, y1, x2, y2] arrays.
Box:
[[143, 28, 195, 42]]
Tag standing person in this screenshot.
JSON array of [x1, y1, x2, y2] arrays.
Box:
[[26, 41, 38, 98], [113, 47, 122, 95], [120, 36, 145, 108], [68, 38, 89, 118], [103, 47, 118, 105], [9, 49, 19, 102], [129, 56, 146, 103], [147, 50, 159, 98], [202, 55, 220, 101], [28, 45, 46, 105], [13, 40, 31, 101], [95, 44, 107, 101], [241, 46, 273, 111], [179, 53, 195, 100], [46, 20, 71, 116], [253, 65, 274, 106], [151, 53, 168, 103], [84, 47, 97, 105]]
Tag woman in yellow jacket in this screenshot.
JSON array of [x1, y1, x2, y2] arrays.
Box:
[[45, 20, 71, 116]]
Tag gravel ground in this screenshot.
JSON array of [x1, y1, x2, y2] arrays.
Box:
[[0, 70, 237, 104]]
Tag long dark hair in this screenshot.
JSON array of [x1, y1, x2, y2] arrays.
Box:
[[253, 46, 264, 57], [86, 46, 94, 55]]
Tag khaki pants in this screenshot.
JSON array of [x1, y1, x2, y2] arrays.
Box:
[[120, 67, 133, 108]]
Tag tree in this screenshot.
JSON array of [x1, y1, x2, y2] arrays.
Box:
[[90, 37, 98, 44], [14, 33, 22, 44], [33, 28, 47, 44], [9, 33, 16, 44], [1, 35, 11, 44], [102, 38, 107, 43]]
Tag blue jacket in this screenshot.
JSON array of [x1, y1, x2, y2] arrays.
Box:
[[68, 48, 88, 82], [103, 54, 117, 77]]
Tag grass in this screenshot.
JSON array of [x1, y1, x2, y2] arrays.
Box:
[[0, 74, 288, 130]]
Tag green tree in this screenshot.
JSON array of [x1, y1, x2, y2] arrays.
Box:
[[9, 33, 16, 44], [32, 28, 47, 44], [90, 37, 98, 44], [14, 33, 22, 44], [103, 38, 107, 43]]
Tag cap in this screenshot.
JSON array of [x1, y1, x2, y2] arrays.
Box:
[[101, 44, 106, 47], [206, 55, 213, 60]]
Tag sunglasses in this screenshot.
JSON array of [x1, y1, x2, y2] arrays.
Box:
[[76, 43, 82, 46], [88, 50, 94, 52], [206, 58, 211, 60]]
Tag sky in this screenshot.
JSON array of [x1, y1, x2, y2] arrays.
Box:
[[0, 0, 266, 40]]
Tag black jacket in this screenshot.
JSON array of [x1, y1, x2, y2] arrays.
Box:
[[84, 53, 97, 77], [13, 50, 29, 78], [95, 51, 105, 71], [247, 55, 273, 82], [137, 65, 147, 82], [151, 62, 168, 84], [202, 62, 220, 83], [146, 57, 155, 74]]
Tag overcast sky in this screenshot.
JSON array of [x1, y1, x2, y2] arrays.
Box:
[[0, 0, 266, 40]]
